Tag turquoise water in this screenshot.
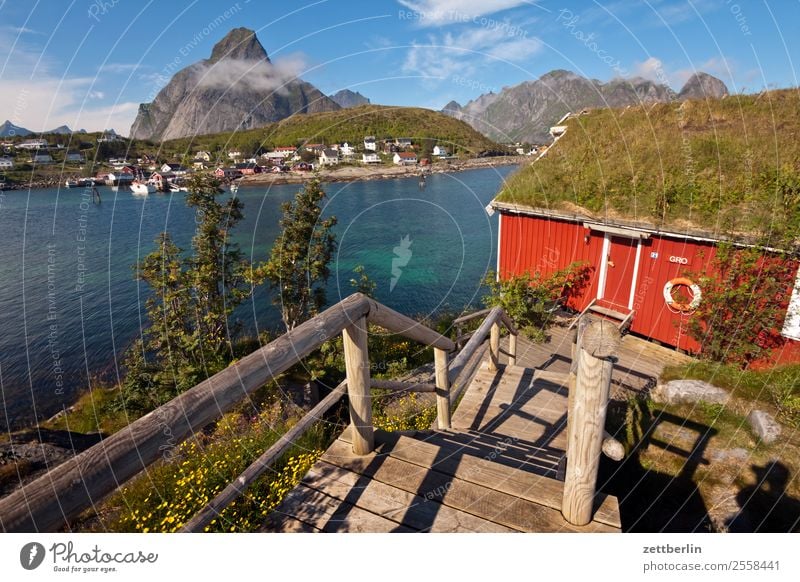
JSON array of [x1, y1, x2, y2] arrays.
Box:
[[0, 166, 515, 429]]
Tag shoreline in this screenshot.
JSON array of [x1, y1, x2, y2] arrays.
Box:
[[0, 156, 527, 192], [239, 155, 527, 186]]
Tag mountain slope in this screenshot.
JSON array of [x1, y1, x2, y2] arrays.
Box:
[[0, 120, 32, 137], [129, 27, 340, 141], [331, 89, 370, 108], [443, 69, 728, 143], [161, 104, 504, 155]]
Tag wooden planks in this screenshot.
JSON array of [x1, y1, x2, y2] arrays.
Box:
[[324, 437, 617, 532]]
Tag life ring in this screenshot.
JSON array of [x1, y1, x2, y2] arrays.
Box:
[[663, 277, 702, 312]]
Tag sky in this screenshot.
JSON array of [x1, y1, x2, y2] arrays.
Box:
[[0, 0, 797, 134]]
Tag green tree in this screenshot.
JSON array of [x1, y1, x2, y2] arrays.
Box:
[[264, 178, 337, 331], [121, 174, 261, 411]]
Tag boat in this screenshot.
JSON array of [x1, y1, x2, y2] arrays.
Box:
[[65, 179, 80, 188], [130, 180, 156, 195], [78, 177, 98, 187], [229, 182, 239, 193], [169, 182, 181, 193]]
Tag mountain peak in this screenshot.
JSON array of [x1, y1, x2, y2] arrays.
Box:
[[330, 89, 370, 108], [209, 27, 269, 63], [679, 72, 729, 100]]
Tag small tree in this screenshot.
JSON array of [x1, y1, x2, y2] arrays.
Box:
[[121, 174, 260, 411], [264, 178, 337, 331], [688, 244, 796, 366]]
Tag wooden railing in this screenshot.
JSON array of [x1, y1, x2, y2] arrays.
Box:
[[0, 294, 518, 533]]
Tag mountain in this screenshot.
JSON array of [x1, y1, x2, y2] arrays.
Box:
[[442, 69, 729, 143], [130, 27, 340, 141], [0, 120, 32, 137], [161, 104, 504, 155], [45, 125, 73, 135], [678, 72, 729, 100], [331, 89, 370, 108]]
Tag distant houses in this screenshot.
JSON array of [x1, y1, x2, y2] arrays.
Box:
[[432, 145, 449, 157], [0, 157, 13, 169], [161, 163, 188, 175], [362, 152, 380, 164], [17, 139, 48, 150], [235, 162, 262, 175], [65, 151, 85, 163], [363, 136, 376, 151]]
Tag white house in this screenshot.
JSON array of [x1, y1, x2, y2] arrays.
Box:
[[361, 152, 380, 164], [395, 137, 413, 148], [262, 152, 287, 164], [432, 145, 449, 157], [227, 150, 242, 160], [318, 148, 340, 167], [393, 152, 417, 165], [0, 157, 14, 169], [363, 136, 376, 151], [194, 151, 212, 161], [272, 146, 296, 158]]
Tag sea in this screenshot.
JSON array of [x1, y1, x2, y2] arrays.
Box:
[[0, 165, 516, 430]]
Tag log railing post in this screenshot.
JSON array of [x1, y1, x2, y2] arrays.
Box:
[[343, 315, 373, 455], [434, 347, 451, 429], [508, 332, 517, 367], [562, 317, 621, 526], [489, 321, 501, 371]]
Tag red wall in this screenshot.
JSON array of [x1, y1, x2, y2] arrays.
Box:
[[498, 213, 720, 353]]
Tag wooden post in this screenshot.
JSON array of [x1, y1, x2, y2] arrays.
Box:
[[562, 318, 620, 526], [343, 316, 373, 455], [489, 322, 500, 371], [434, 347, 451, 429], [508, 332, 517, 367]]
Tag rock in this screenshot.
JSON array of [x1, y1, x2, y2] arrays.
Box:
[[748, 410, 781, 444], [652, 379, 730, 405]]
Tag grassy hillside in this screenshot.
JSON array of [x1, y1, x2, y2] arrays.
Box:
[[496, 89, 800, 242], [161, 105, 505, 157]]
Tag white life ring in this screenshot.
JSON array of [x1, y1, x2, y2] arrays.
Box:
[[663, 277, 702, 312]]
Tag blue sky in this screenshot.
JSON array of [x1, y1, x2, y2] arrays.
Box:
[[0, 0, 797, 133]]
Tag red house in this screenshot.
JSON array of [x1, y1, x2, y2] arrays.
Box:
[[493, 203, 800, 354], [491, 91, 800, 363]]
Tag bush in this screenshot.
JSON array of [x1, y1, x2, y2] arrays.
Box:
[[482, 262, 591, 339]]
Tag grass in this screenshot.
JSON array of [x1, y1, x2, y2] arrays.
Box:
[[661, 360, 800, 427], [496, 89, 800, 241], [160, 105, 506, 158]]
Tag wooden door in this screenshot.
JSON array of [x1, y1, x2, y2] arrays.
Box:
[[602, 236, 638, 309]]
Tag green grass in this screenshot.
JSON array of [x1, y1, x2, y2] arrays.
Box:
[[496, 89, 800, 241], [661, 361, 800, 427], [160, 105, 506, 157]]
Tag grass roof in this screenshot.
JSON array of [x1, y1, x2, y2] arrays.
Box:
[[496, 89, 800, 243]]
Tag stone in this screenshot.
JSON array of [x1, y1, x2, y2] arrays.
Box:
[[652, 379, 730, 405], [747, 410, 781, 444]]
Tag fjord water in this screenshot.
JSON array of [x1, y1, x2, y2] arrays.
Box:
[[0, 166, 514, 429]]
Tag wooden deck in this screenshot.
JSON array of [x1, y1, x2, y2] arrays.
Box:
[[263, 323, 693, 533]]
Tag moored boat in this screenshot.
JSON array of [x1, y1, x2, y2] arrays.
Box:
[[130, 180, 156, 195]]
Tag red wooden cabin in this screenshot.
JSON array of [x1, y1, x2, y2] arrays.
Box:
[[492, 201, 800, 362]]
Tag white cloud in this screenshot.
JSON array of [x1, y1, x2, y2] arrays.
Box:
[[193, 54, 309, 94], [402, 24, 541, 81], [397, 0, 535, 26], [99, 62, 145, 74], [0, 31, 139, 133]]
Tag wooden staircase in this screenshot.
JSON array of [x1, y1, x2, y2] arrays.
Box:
[[263, 361, 621, 533], [572, 298, 635, 332]]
